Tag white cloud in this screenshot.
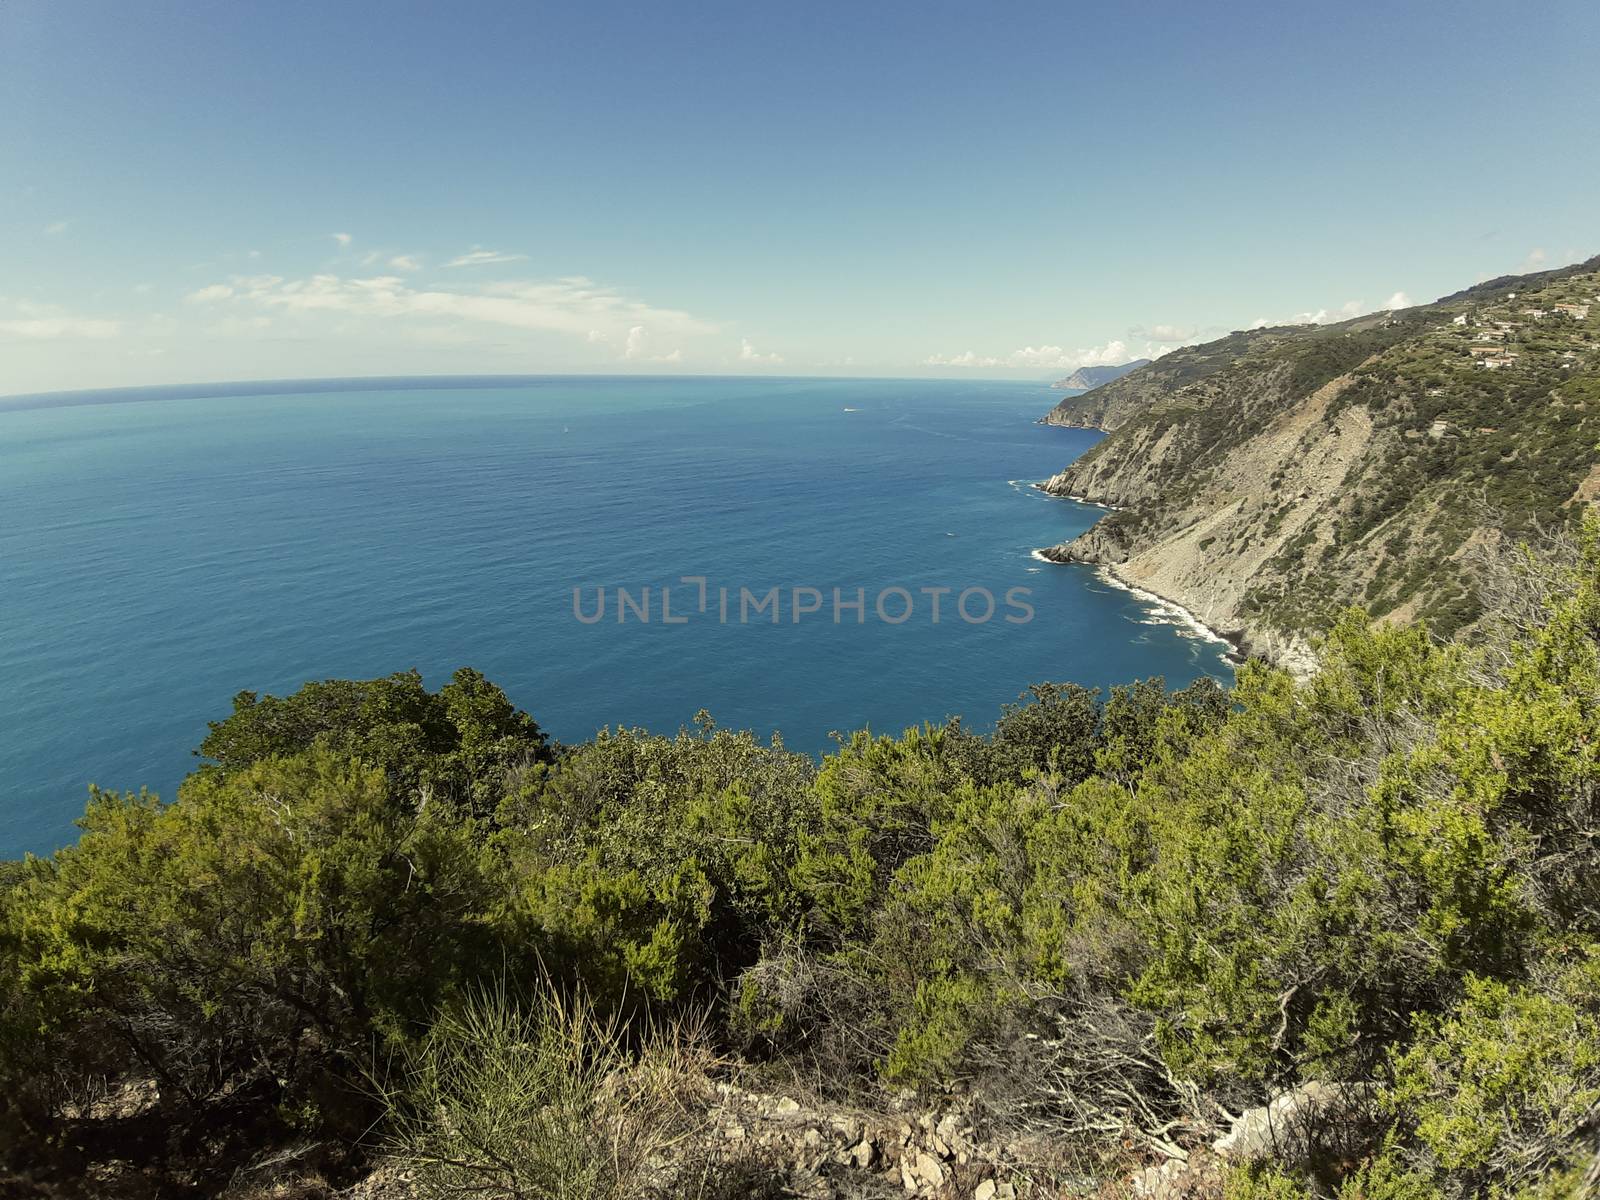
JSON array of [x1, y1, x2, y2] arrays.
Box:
[[1521, 247, 1548, 271], [445, 248, 529, 268], [1383, 291, 1412, 310], [0, 316, 121, 339], [192, 273, 717, 348], [927, 339, 1139, 371], [926, 351, 1002, 367], [331, 232, 352, 248], [617, 330, 681, 363], [12, 300, 65, 317], [1250, 298, 1367, 329], [1012, 340, 1132, 369], [739, 338, 783, 365], [186, 283, 235, 303], [1137, 323, 1197, 343], [359, 251, 422, 271], [43, 220, 68, 236]]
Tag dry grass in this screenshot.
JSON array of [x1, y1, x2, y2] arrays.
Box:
[[375, 981, 789, 1200]]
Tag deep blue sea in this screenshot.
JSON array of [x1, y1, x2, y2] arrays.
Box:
[[0, 376, 1231, 858]]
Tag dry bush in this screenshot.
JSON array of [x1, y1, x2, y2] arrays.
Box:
[[1466, 517, 1585, 679], [380, 981, 725, 1200], [966, 989, 1220, 1163], [730, 940, 899, 1101]]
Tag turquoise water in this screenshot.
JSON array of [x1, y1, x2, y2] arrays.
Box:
[[0, 376, 1231, 857]]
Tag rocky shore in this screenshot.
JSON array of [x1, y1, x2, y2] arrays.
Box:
[[1033, 542, 1248, 664]]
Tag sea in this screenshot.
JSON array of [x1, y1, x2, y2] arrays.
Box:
[[0, 376, 1233, 858]]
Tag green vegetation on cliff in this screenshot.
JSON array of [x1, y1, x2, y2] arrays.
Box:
[[1041, 257, 1600, 647], [5, 524, 1600, 1197]]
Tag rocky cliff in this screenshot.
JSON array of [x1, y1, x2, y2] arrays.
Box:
[[1037, 256, 1600, 663]]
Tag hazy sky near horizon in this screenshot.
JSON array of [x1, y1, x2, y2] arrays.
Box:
[[2, 0, 1598, 396]]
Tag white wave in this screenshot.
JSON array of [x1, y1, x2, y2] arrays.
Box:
[[1093, 567, 1232, 646]]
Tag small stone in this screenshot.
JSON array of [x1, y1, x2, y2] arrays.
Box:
[[1213, 1081, 1374, 1166], [774, 1096, 802, 1115], [1132, 1160, 1188, 1199], [900, 1159, 919, 1192], [975, 1182, 998, 1200], [803, 1128, 822, 1148], [913, 1152, 946, 1189], [849, 1138, 878, 1169], [724, 1123, 746, 1141], [931, 1134, 951, 1159]]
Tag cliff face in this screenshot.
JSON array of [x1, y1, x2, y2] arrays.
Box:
[[1038, 256, 1600, 662]]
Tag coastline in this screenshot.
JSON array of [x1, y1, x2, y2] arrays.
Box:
[[1031, 545, 1242, 660], [1037, 543, 1318, 675], [1035, 414, 1107, 432], [1029, 481, 1245, 664], [1083, 561, 1244, 661], [1030, 481, 1123, 511]]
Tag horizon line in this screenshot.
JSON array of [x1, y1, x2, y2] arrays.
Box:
[[0, 370, 1077, 413]]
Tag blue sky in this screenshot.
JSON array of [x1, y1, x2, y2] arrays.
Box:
[[2, 0, 1597, 394]]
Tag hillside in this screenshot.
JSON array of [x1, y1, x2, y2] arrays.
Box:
[[1050, 358, 1149, 391], [1038, 256, 1600, 662]]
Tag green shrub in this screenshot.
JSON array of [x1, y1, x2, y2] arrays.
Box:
[[197, 667, 551, 814], [2, 748, 497, 1118], [1386, 953, 1600, 1193]]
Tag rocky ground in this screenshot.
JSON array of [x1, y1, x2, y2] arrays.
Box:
[[1, 1064, 1435, 1199], [334, 1075, 1384, 1200], [341, 1078, 1076, 1200]]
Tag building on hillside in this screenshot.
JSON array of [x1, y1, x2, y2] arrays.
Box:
[[1469, 345, 1503, 356], [1451, 313, 1469, 326], [1522, 307, 1548, 319], [1553, 303, 1590, 320]]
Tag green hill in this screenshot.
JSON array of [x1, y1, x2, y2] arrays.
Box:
[[1050, 358, 1150, 391], [1039, 256, 1600, 661]]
